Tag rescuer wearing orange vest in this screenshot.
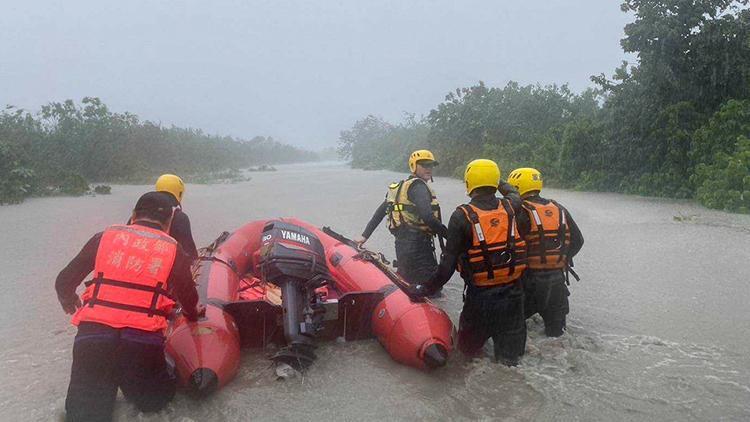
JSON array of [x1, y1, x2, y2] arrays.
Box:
[[507, 168, 584, 337], [56, 192, 205, 422], [417, 159, 528, 366]]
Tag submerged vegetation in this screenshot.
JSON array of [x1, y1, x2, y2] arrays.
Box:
[[0, 98, 317, 204], [339, 0, 750, 213]]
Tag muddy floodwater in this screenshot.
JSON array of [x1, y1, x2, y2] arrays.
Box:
[[1, 162, 749, 421]]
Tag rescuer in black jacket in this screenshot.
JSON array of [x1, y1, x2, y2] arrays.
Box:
[[153, 174, 198, 259], [357, 150, 447, 289], [507, 167, 584, 337], [416, 159, 527, 366], [126, 174, 198, 259]]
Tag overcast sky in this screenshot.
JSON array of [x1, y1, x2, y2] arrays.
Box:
[[1, 1, 632, 149]]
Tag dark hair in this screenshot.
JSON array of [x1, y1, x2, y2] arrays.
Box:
[[133, 191, 174, 223]]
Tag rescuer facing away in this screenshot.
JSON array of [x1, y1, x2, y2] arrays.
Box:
[[56, 191, 205, 422], [507, 167, 584, 337], [416, 159, 527, 366]]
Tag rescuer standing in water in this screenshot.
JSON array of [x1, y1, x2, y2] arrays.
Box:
[[56, 192, 205, 422], [154, 174, 198, 259], [357, 150, 447, 291], [417, 159, 527, 366], [507, 167, 584, 337]]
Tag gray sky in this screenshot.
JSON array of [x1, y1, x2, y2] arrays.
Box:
[[1, 1, 632, 149]]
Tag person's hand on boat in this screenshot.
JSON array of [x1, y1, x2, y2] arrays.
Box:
[[184, 303, 207, 321], [355, 236, 368, 248], [59, 294, 82, 315], [407, 283, 429, 298], [195, 303, 207, 317]]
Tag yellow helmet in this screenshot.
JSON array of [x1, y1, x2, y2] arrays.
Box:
[[408, 149, 438, 173], [464, 159, 501, 194], [507, 167, 543, 196], [155, 174, 185, 203]]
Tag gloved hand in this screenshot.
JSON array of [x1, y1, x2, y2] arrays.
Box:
[[185, 303, 207, 322], [406, 284, 429, 298], [59, 295, 82, 315], [497, 181, 517, 196], [437, 224, 448, 240], [409, 282, 439, 298]]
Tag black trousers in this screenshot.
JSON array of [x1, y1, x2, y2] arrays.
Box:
[[523, 270, 570, 337], [394, 231, 437, 285], [65, 322, 176, 422], [458, 281, 526, 365]]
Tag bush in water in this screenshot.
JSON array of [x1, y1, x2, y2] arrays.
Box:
[[57, 173, 90, 196], [93, 185, 111, 195], [694, 137, 750, 213]]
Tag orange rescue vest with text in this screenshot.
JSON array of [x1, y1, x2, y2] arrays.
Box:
[[72, 224, 178, 332], [522, 200, 571, 270], [458, 200, 526, 287]]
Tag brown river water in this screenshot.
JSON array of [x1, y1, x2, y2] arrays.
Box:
[[1, 162, 749, 421]]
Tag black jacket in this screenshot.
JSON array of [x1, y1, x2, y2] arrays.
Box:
[[126, 205, 197, 259], [362, 176, 447, 239], [426, 183, 522, 291], [55, 221, 200, 320], [169, 208, 198, 259]]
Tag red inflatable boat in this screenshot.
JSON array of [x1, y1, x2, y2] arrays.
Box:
[[165, 218, 454, 396]]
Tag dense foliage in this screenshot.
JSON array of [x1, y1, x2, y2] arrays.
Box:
[[339, 0, 750, 213], [0, 98, 317, 204], [338, 114, 429, 171]]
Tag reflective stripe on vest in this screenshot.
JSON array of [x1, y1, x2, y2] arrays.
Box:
[[458, 200, 526, 287], [385, 178, 441, 234], [72, 224, 178, 331], [522, 200, 571, 270]]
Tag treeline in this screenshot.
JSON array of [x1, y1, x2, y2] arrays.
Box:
[[339, 0, 750, 213], [0, 97, 318, 204]]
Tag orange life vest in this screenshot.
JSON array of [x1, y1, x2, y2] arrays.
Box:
[[72, 224, 178, 332], [458, 200, 527, 287], [522, 200, 571, 270]]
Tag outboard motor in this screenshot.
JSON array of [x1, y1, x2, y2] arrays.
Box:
[[259, 221, 331, 371]]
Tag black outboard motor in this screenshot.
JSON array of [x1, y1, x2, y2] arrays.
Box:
[[259, 221, 331, 371]]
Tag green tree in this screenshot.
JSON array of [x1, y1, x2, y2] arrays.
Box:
[[0, 98, 319, 204], [692, 100, 750, 211], [0, 140, 34, 204]]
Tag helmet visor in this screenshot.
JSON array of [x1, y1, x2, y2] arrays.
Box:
[[418, 160, 438, 169]]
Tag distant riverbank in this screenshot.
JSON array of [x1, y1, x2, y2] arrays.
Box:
[[0, 97, 318, 205]]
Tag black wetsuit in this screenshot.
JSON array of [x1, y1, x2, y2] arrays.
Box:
[[518, 194, 584, 337], [169, 208, 198, 259], [55, 221, 199, 422], [426, 183, 527, 365], [362, 176, 447, 285]]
